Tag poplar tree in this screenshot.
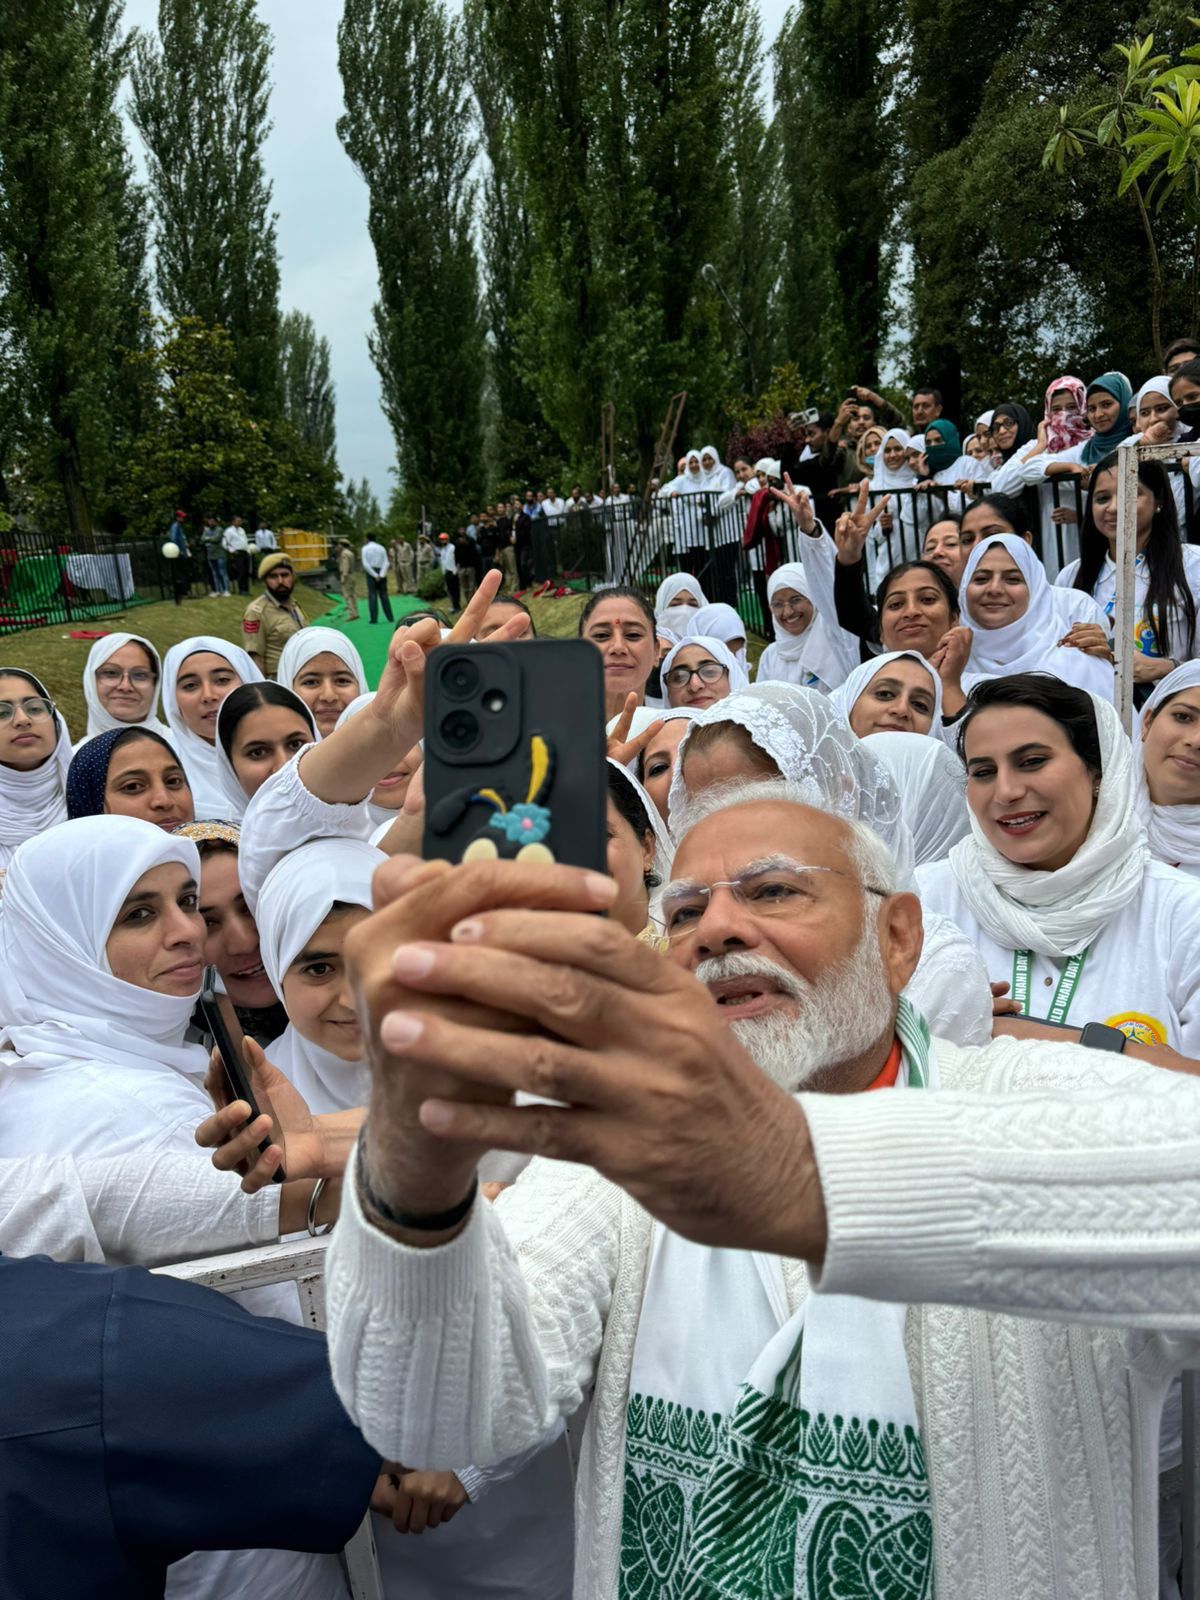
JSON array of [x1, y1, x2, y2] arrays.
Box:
[[280, 310, 337, 467], [130, 0, 281, 418], [0, 0, 148, 535], [338, 0, 485, 521]]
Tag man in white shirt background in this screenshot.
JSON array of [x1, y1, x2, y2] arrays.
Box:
[[254, 523, 278, 553], [222, 514, 251, 595], [437, 531, 459, 611], [360, 534, 394, 624]]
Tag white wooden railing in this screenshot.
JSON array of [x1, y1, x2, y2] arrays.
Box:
[[154, 1237, 384, 1600]]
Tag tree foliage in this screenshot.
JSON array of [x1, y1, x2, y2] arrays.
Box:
[[280, 309, 337, 466], [130, 0, 281, 419], [338, 0, 485, 526], [119, 318, 337, 539], [0, 0, 149, 536]]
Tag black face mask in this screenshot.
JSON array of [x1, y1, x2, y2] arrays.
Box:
[[1177, 402, 1200, 430]]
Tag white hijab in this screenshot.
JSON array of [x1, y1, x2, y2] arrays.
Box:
[[865, 731, 970, 865], [213, 685, 317, 822], [257, 838, 382, 1114], [654, 573, 710, 639], [668, 681, 916, 883], [0, 667, 73, 862], [698, 446, 736, 494], [676, 451, 707, 495], [275, 626, 369, 698], [829, 650, 944, 737], [661, 635, 749, 704], [1134, 375, 1183, 441], [0, 817, 207, 1081], [689, 603, 749, 670], [81, 633, 170, 740], [1135, 660, 1200, 869], [960, 534, 1116, 698], [870, 427, 917, 491], [757, 562, 855, 695], [161, 637, 264, 818], [947, 690, 1147, 957]]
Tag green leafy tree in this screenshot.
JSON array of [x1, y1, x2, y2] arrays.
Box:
[[119, 317, 336, 538], [279, 309, 337, 466], [0, 0, 149, 536], [130, 0, 281, 418], [343, 476, 382, 537], [338, 0, 485, 527], [772, 0, 896, 388], [1045, 28, 1200, 365]]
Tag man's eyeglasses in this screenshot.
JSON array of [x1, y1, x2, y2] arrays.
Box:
[[0, 695, 55, 724], [664, 660, 729, 691], [661, 862, 886, 941], [96, 667, 155, 688]]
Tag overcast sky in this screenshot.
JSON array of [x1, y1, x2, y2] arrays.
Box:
[[121, 1, 792, 502]]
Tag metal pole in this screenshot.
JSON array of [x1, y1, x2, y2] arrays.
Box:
[[1114, 440, 1140, 734]]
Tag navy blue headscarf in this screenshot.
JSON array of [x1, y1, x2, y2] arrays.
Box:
[[67, 728, 184, 819]]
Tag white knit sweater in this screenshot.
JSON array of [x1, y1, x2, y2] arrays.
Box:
[[327, 1035, 1200, 1600]]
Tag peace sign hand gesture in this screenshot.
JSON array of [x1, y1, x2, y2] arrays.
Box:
[[832, 481, 890, 566], [768, 472, 816, 534]]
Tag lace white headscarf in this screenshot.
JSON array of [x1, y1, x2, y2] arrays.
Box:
[[667, 681, 916, 883], [864, 731, 970, 865]]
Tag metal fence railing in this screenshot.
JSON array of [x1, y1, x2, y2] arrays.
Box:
[[155, 1235, 384, 1600], [0, 528, 188, 635]]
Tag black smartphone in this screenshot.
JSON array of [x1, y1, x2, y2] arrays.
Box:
[[422, 639, 607, 874], [198, 967, 285, 1182]]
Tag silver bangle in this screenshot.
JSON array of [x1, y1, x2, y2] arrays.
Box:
[[307, 1177, 333, 1237]]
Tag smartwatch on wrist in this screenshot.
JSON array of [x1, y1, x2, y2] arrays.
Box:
[[1079, 1021, 1127, 1054]]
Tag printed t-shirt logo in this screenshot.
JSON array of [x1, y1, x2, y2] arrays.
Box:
[[1104, 1011, 1167, 1047]]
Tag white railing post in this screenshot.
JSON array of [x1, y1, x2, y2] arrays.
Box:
[[155, 1238, 384, 1600]]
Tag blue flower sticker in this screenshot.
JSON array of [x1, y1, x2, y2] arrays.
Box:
[[488, 802, 552, 844]]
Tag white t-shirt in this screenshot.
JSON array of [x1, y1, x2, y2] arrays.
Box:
[[360, 539, 389, 578], [254, 527, 277, 550], [1056, 545, 1200, 665], [438, 543, 457, 573], [223, 524, 249, 553], [917, 856, 1200, 1052]]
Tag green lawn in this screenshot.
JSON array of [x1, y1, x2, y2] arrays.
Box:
[[3, 584, 335, 734]]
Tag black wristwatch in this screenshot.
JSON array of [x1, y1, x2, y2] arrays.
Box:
[[1079, 1022, 1127, 1054], [355, 1129, 478, 1232]]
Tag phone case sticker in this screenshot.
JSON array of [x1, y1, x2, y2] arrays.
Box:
[[429, 734, 558, 863]]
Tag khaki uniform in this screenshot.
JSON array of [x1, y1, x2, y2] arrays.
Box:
[[397, 542, 415, 593], [336, 545, 359, 620], [242, 591, 309, 679]]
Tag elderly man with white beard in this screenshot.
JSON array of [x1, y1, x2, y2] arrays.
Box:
[[325, 783, 1200, 1600]]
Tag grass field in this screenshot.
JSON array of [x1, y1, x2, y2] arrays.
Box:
[[3, 575, 764, 735]]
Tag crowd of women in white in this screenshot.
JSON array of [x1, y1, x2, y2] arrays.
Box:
[[2, 355, 1200, 1598]]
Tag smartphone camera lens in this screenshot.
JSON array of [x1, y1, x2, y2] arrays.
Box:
[[440, 709, 480, 752], [482, 689, 506, 715], [441, 657, 480, 701]]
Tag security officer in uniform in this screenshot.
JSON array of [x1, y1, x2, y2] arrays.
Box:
[[242, 553, 308, 679], [336, 538, 359, 620]]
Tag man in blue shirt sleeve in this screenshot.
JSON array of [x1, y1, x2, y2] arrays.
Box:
[[0, 1255, 381, 1599]]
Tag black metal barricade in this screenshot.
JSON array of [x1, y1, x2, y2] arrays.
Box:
[[0, 528, 173, 635]]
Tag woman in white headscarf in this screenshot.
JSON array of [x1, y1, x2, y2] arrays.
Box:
[[697, 444, 737, 495], [80, 632, 170, 741], [865, 730, 970, 865], [214, 683, 318, 821], [918, 672, 1200, 1052], [666, 682, 993, 1046], [830, 650, 943, 739], [653, 572, 710, 639], [162, 637, 263, 816], [1135, 660, 1200, 877], [660, 634, 747, 709], [959, 534, 1116, 700], [0, 814, 359, 1600], [634, 706, 697, 822], [0, 667, 73, 870], [688, 601, 749, 670], [866, 427, 920, 584], [276, 627, 369, 737], [1134, 374, 1190, 529], [755, 562, 849, 694]]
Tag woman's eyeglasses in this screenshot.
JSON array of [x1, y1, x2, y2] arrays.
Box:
[[664, 661, 729, 690], [96, 667, 155, 687], [0, 695, 55, 724]]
